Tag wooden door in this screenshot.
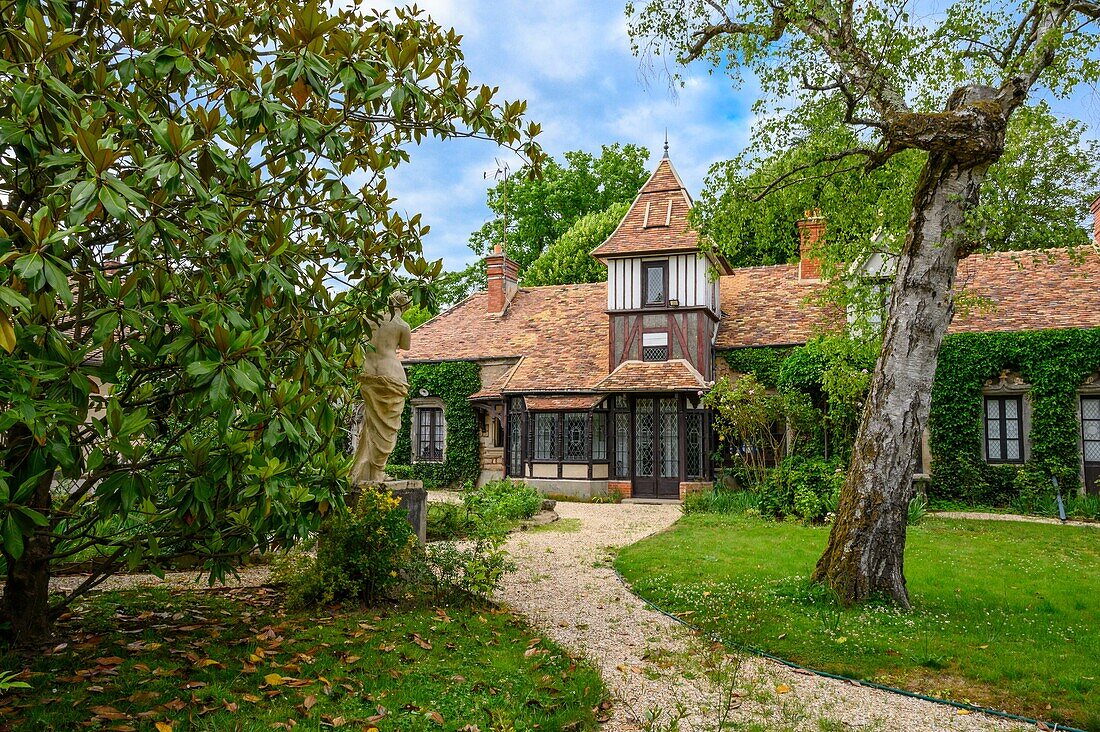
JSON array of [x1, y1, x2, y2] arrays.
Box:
[[1082, 397, 1100, 495]]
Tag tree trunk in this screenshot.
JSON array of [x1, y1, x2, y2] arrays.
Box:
[[812, 150, 993, 609], [2, 455, 56, 646]]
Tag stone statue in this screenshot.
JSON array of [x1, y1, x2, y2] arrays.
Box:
[[350, 293, 412, 485]]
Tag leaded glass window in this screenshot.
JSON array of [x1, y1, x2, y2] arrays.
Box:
[[563, 413, 587, 462], [534, 413, 558, 460], [614, 412, 630, 478], [642, 261, 667, 307], [1082, 397, 1100, 462], [635, 399, 655, 477], [985, 395, 1024, 464], [685, 411, 704, 479], [659, 398, 679, 478], [508, 413, 523, 475], [642, 345, 668, 362], [591, 413, 608, 461]]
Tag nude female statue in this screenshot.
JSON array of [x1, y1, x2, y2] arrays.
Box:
[[350, 293, 412, 485]]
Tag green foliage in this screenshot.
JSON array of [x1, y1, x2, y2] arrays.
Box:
[[704, 373, 819, 488], [682, 488, 760, 516], [930, 328, 1100, 505], [462, 479, 542, 522], [279, 489, 415, 608], [0, 669, 30, 692], [0, 0, 541, 638], [402, 303, 435, 330], [425, 501, 473, 542], [693, 104, 1098, 270], [757, 456, 845, 523], [387, 362, 482, 488], [419, 526, 514, 603], [907, 494, 929, 525], [522, 202, 628, 286], [719, 347, 792, 389], [443, 144, 650, 301]]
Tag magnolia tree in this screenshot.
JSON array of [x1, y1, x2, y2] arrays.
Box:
[[630, 0, 1100, 607], [0, 0, 541, 644]]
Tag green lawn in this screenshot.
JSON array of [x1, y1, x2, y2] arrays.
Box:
[[616, 514, 1100, 731], [1, 586, 607, 731]]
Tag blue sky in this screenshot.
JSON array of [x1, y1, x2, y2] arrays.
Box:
[[383, 1, 1099, 273]]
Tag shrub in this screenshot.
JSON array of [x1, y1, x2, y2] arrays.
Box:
[[412, 518, 515, 603], [463, 479, 542, 523], [277, 488, 415, 608], [682, 489, 759, 515], [757, 456, 844, 523], [426, 501, 474, 542], [907, 493, 929, 525]]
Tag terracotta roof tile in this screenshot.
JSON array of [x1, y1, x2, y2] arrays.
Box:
[[716, 265, 842, 349], [402, 283, 610, 392], [949, 248, 1100, 333], [593, 359, 707, 392], [524, 395, 604, 410], [590, 158, 700, 259]]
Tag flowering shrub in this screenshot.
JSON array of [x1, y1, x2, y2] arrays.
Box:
[[278, 488, 415, 607], [757, 456, 844, 523]]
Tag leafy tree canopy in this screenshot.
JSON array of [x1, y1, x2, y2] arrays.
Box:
[[696, 102, 1099, 269], [0, 0, 539, 643], [521, 202, 628, 287], [442, 143, 649, 302]]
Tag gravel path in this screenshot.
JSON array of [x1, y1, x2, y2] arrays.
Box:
[[498, 500, 1031, 732]]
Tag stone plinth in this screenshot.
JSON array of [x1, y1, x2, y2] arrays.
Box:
[[354, 479, 427, 543]]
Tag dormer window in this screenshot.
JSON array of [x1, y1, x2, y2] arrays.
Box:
[[642, 261, 667, 307]]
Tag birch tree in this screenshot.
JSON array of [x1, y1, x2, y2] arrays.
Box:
[[629, 0, 1100, 607]]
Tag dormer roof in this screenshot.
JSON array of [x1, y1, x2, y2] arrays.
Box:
[[590, 157, 705, 261]]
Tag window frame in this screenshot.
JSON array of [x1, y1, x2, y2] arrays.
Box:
[[984, 394, 1025, 464], [641, 260, 669, 308], [414, 405, 445, 463]]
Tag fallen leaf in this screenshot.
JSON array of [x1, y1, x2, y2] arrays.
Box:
[[957, 709, 972, 716], [303, 695, 317, 710], [775, 684, 791, 695], [411, 634, 432, 650], [155, 723, 173, 732], [264, 673, 285, 687], [427, 711, 444, 724]]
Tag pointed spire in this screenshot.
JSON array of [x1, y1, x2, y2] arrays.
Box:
[[662, 129, 669, 158]]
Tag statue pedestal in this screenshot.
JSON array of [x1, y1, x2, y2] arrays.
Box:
[[377, 480, 427, 543]]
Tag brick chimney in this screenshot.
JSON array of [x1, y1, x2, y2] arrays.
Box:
[[1091, 196, 1100, 248], [485, 243, 519, 314], [797, 209, 825, 280]]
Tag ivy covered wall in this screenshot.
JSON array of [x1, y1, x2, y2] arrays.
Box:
[[386, 361, 482, 489], [930, 328, 1100, 504], [718, 326, 1100, 505]]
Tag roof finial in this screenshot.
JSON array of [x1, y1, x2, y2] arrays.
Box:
[[662, 129, 669, 158]]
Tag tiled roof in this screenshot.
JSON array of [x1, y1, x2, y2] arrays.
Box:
[[470, 362, 520, 401], [524, 395, 604, 410], [402, 283, 610, 393], [716, 264, 842, 349], [590, 157, 700, 259], [949, 248, 1100, 334], [593, 359, 707, 392]]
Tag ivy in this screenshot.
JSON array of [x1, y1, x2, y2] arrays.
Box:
[[386, 362, 482, 489], [721, 327, 1100, 506], [930, 328, 1100, 504], [721, 347, 792, 388]]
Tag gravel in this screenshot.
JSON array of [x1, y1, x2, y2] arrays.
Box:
[[497, 500, 1032, 732]]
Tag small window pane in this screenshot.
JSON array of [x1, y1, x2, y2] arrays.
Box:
[[1006, 439, 1020, 461], [563, 413, 587, 462], [592, 413, 608, 461], [988, 420, 1001, 439], [1083, 398, 1100, 421], [642, 345, 668, 362], [986, 399, 1000, 418], [1005, 398, 1018, 419], [643, 263, 666, 305], [534, 413, 558, 460]]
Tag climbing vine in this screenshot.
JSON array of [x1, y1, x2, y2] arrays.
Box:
[[387, 361, 482, 489], [930, 328, 1100, 504], [720, 327, 1100, 506]]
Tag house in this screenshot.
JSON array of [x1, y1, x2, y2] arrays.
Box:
[[398, 153, 1100, 502]]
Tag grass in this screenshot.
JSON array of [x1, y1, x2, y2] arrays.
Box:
[[616, 514, 1100, 731], [1, 586, 607, 731]]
